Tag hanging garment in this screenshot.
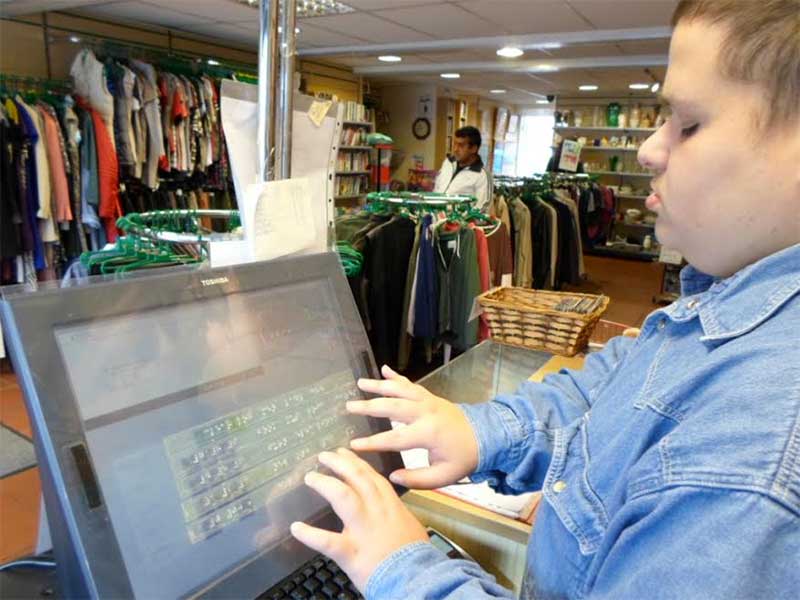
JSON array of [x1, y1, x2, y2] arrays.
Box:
[[471, 225, 491, 342], [555, 188, 585, 278], [112, 64, 138, 172], [37, 104, 72, 223], [0, 110, 23, 259], [132, 59, 166, 189], [527, 199, 553, 289], [60, 98, 87, 254], [485, 222, 513, 288], [397, 219, 422, 372], [411, 214, 439, 340], [508, 197, 533, 288], [363, 217, 416, 370], [70, 49, 115, 150], [437, 225, 480, 351], [13, 98, 47, 269]]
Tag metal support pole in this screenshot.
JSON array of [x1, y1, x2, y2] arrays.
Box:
[[257, 0, 279, 183], [275, 0, 297, 180]]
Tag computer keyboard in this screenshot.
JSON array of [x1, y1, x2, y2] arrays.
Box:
[[258, 555, 364, 600]]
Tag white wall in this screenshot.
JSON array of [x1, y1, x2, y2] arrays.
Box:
[[379, 83, 439, 181]]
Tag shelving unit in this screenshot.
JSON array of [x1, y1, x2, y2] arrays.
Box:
[[334, 101, 375, 205], [552, 99, 663, 262]]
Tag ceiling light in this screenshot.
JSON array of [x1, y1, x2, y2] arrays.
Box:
[[651, 82, 661, 93], [378, 55, 402, 63], [535, 42, 563, 50], [536, 64, 558, 72], [441, 73, 460, 79], [536, 99, 550, 104], [490, 89, 506, 94], [497, 46, 524, 58], [237, 0, 354, 18], [295, 27, 301, 34], [69, 35, 81, 43], [207, 59, 221, 66], [629, 83, 650, 90], [579, 84, 599, 91]]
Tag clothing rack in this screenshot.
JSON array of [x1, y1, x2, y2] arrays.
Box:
[[0, 74, 72, 95]]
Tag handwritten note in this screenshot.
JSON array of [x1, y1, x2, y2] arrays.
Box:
[[308, 100, 333, 127]]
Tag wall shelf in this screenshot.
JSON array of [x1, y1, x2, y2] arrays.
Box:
[[555, 125, 657, 134], [339, 145, 372, 151], [581, 146, 640, 153], [342, 120, 373, 127], [335, 170, 371, 175], [616, 194, 649, 200], [590, 171, 652, 178]]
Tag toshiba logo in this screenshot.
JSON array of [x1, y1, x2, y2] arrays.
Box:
[[200, 277, 229, 287]]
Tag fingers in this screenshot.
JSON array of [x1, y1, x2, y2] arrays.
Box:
[[318, 449, 382, 500], [346, 397, 421, 423], [357, 373, 424, 401], [350, 425, 428, 452], [290, 521, 345, 561], [388, 464, 462, 490], [304, 471, 361, 522]]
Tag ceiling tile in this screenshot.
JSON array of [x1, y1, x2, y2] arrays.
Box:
[[0, 0, 111, 16], [294, 21, 369, 46], [456, 1, 594, 34], [180, 21, 256, 46], [568, 1, 679, 29], [75, 2, 215, 30], [544, 42, 623, 58], [344, 0, 440, 8], [616, 38, 671, 55], [149, 0, 258, 23], [376, 4, 506, 38], [306, 12, 433, 43]]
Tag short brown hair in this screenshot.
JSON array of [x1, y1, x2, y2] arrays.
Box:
[[672, 0, 800, 128]]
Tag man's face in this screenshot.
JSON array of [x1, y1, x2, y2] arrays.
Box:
[[453, 136, 478, 164], [638, 21, 800, 277]]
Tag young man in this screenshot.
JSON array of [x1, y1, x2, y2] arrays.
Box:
[[433, 125, 490, 211], [291, 1, 800, 597]]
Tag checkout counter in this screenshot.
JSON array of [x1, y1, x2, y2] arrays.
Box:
[[403, 341, 585, 594]]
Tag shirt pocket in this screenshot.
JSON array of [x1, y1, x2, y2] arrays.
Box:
[[541, 413, 609, 556]]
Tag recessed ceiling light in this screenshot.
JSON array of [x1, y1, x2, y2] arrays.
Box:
[[378, 55, 402, 62], [490, 89, 507, 94], [629, 83, 650, 90], [295, 27, 301, 34], [535, 42, 563, 50], [536, 64, 558, 72], [441, 73, 461, 79], [651, 82, 661, 93], [207, 59, 221, 66], [69, 35, 81, 43], [497, 46, 524, 58], [536, 99, 550, 104], [579, 84, 599, 91]]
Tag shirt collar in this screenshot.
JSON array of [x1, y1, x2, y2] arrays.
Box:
[[451, 154, 484, 173], [668, 243, 800, 341]]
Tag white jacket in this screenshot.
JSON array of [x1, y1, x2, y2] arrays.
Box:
[[433, 156, 490, 212]]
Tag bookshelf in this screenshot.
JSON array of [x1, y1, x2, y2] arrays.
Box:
[[334, 101, 375, 205]]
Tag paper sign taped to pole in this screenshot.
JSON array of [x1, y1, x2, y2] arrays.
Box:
[[558, 140, 582, 172], [243, 178, 317, 261]]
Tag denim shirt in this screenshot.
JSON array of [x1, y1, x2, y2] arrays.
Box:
[[367, 243, 800, 600]]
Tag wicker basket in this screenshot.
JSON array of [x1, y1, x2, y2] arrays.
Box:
[[478, 288, 609, 356]]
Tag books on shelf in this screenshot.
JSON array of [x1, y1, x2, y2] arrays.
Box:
[[336, 152, 370, 172], [343, 101, 374, 124], [340, 127, 369, 146], [334, 175, 367, 197]]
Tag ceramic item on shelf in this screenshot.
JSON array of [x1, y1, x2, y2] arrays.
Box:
[[630, 104, 641, 129], [626, 208, 642, 222], [574, 111, 583, 127], [609, 156, 620, 171], [592, 106, 603, 127], [606, 102, 621, 127], [641, 110, 653, 128], [577, 136, 588, 146], [643, 235, 653, 250], [618, 112, 627, 128], [620, 185, 633, 193], [610, 136, 620, 147], [601, 136, 610, 147]]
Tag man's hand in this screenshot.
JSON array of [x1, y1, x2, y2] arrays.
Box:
[[348, 365, 480, 489], [290, 448, 429, 592]]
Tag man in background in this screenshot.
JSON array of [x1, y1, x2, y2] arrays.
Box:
[[433, 126, 490, 211]]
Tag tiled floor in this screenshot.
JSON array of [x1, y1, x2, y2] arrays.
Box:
[[0, 255, 663, 564], [0, 372, 41, 563]]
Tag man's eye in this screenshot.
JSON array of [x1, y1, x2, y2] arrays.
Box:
[[681, 123, 699, 138]]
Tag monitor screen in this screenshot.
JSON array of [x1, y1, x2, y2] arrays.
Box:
[[53, 277, 379, 599]]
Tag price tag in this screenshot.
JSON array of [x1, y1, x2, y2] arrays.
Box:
[[308, 100, 332, 127], [558, 140, 582, 172], [659, 246, 684, 265]]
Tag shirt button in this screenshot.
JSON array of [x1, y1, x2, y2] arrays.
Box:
[[657, 319, 666, 331], [687, 299, 699, 310], [552, 480, 567, 493]]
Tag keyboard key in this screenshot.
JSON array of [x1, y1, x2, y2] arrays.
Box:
[[332, 574, 349, 588], [316, 568, 333, 583], [280, 581, 296, 595], [290, 588, 310, 600], [303, 567, 316, 579], [321, 583, 340, 598], [335, 592, 355, 600], [312, 558, 326, 570], [292, 574, 307, 587], [264, 590, 285, 600], [303, 578, 322, 593]]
